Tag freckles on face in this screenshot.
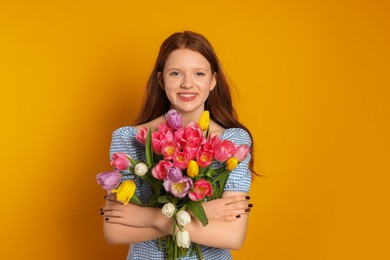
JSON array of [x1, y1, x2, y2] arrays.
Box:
[[162, 49, 216, 114]]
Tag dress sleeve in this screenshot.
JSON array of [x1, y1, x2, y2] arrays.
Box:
[[110, 126, 153, 202], [110, 126, 144, 180], [221, 128, 253, 193]]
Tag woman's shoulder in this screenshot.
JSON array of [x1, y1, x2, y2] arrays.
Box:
[[133, 115, 166, 131], [220, 127, 252, 146], [113, 115, 166, 136]]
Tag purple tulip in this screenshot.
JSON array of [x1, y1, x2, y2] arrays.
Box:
[[167, 166, 183, 182], [163, 176, 193, 198], [166, 109, 182, 130], [96, 171, 122, 193]]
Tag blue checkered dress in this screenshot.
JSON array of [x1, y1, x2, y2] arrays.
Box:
[[110, 126, 252, 260]]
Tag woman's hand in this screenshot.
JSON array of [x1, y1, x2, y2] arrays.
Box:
[[102, 194, 153, 227], [202, 194, 253, 222]]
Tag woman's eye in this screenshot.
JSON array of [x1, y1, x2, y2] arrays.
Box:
[[196, 72, 205, 76], [169, 72, 181, 76]]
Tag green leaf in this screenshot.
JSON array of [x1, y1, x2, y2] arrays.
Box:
[[212, 169, 229, 184], [130, 193, 142, 206], [145, 128, 153, 167], [187, 201, 208, 226], [199, 165, 210, 175], [158, 195, 169, 204]]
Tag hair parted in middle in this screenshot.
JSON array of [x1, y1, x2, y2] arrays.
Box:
[[135, 31, 256, 174]]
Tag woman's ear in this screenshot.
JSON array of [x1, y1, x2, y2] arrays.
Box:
[[210, 72, 217, 91], [157, 72, 164, 90]]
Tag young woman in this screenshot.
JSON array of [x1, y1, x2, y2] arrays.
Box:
[[102, 31, 255, 259]]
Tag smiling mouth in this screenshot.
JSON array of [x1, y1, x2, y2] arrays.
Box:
[[178, 93, 197, 98]]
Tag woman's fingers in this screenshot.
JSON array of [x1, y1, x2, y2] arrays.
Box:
[[222, 195, 251, 205], [104, 193, 121, 203], [102, 209, 123, 218], [223, 212, 250, 222], [103, 202, 126, 212]]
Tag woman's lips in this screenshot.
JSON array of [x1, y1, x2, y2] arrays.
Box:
[[178, 93, 197, 101]]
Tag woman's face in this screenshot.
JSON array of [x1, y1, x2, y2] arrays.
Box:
[[162, 48, 216, 117]]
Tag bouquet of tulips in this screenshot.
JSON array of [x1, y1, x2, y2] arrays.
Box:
[[96, 109, 249, 259]]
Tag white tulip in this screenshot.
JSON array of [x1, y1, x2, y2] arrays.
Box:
[[176, 229, 191, 248], [162, 203, 175, 218], [134, 163, 148, 176], [176, 210, 191, 226]]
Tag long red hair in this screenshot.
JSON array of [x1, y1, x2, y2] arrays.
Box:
[[135, 31, 256, 174]]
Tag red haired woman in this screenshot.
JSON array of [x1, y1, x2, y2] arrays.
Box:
[[102, 31, 255, 259]]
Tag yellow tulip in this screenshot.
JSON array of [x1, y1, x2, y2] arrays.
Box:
[[198, 111, 210, 131], [111, 180, 136, 205], [187, 160, 199, 178], [226, 157, 238, 171]]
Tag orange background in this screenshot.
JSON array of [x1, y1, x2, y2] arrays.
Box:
[[1, 0, 389, 259]]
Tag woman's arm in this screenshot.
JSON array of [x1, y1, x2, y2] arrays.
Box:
[[153, 191, 250, 250], [103, 191, 251, 249], [103, 198, 166, 244]]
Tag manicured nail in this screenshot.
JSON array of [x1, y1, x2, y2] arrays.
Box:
[[245, 208, 251, 212], [248, 204, 253, 208], [105, 218, 109, 221], [245, 196, 250, 200], [236, 215, 241, 218], [100, 211, 104, 215]]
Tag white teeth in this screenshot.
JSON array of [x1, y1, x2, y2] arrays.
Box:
[[179, 94, 196, 98]]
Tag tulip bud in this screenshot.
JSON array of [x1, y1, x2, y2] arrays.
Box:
[[226, 157, 238, 171], [111, 180, 136, 205], [96, 171, 122, 193], [166, 109, 182, 130], [176, 210, 191, 226], [134, 163, 148, 176], [232, 145, 250, 162], [187, 160, 199, 178], [176, 229, 191, 248], [110, 153, 131, 170], [198, 110, 210, 131], [162, 202, 176, 218]]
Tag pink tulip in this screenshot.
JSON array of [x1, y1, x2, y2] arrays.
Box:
[[201, 142, 214, 155], [163, 176, 193, 198], [96, 171, 122, 193], [174, 127, 186, 149], [157, 123, 174, 140], [152, 160, 174, 180], [135, 127, 148, 144], [173, 151, 190, 169], [214, 140, 236, 162], [232, 145, 250, 162], [196, 150, 214, 168], [161, 141, 178, 160], [165, 109, 183, 130], [183, 139, 201, 160], [110, 153, 131, 170], [183, 122, 206, 145], [209, 134, 221, 148], [152, 131, 165, 154], [188, 179, 213, 201]]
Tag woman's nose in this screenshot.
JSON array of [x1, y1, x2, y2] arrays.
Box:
[[180, 76, 193, 89]]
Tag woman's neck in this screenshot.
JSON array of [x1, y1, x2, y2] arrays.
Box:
[[178, 110, 204, 126]]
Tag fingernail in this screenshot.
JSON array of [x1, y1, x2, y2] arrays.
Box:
[[100, 212, 104, 215], [245, 208, 251, 212], [105, 218, 109, 221], [245, 196, 250, 200], [248, 204, 253, 208], [104, 195, 107, 199], [236, 215, 241, 218]]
